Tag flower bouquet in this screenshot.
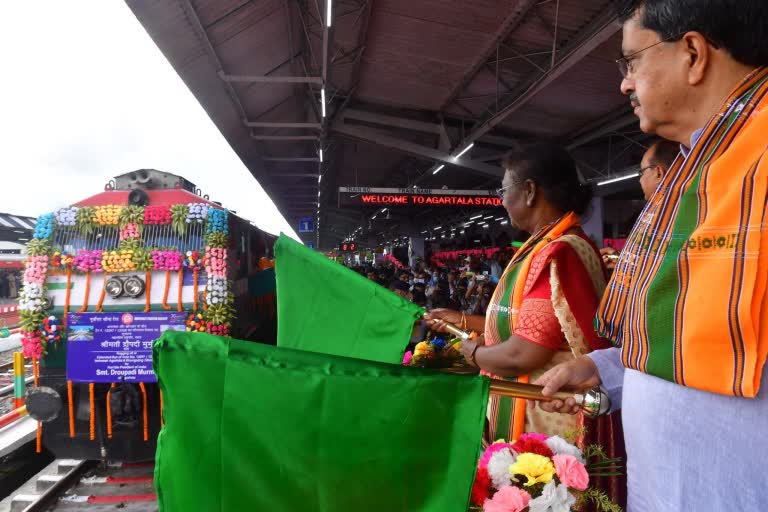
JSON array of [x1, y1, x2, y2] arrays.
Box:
[[403, 336, 468, 369], [470, 434, 622, 512]]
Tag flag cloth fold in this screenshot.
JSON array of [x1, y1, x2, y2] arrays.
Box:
[[275, 234, 424, 363], [153, 330, 489, 512]]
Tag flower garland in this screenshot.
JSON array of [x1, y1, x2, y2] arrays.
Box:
[[93, 205, 122, 226], [76, 207, 97, 235], [42, 316, 62, 346], [118, 205, 144, 228], [50, 251, 75, 271], [206, 208, 229, 235], [102, 249, 136, 273], [144, 205, 171, 225], [151, 250, 182, 271], [187, 203, 209, 223], [54, 207, 78, 226], [120, 222, 140, 240], [19, 218, 54, 360], [170, 204, 189, 235], [33, 213, 55, 239], [201, 209, 233, 334], [74, 249, 104, 273], [23, 256, 48, 285]]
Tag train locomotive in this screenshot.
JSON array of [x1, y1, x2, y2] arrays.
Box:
[[20, 169, 277, 461]]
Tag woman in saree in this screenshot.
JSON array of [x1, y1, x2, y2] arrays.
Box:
[[425, 141, 624, 502]]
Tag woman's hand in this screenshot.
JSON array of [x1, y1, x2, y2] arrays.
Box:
[[423, 308, 462, 333], [459, 338, 482, 367]]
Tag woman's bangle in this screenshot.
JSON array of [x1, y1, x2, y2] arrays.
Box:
[[470, 343, 482, 366]]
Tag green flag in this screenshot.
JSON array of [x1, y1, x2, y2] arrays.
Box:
[[275, 235, 424, 364], [154, 331, 489, 512]]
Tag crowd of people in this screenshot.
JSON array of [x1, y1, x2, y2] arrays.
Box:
[[350, 248, 516, 316]]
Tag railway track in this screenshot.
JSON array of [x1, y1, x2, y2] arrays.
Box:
[[9, 459, 157, 511]]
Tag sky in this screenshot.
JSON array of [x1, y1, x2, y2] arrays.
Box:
[[0, 1, 299, 240]]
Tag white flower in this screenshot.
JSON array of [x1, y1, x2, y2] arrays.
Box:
[[545, 436, 585, 464], [487, 448, 516, 490], [528, 481, 576, 512]]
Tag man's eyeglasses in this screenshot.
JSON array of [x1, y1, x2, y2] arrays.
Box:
[[616, 34, 681, 78], [638, 165, 658, 176], [496, 180, 524, 199]]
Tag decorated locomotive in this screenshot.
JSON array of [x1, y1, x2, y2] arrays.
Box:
[[19, 169, 277, 461]]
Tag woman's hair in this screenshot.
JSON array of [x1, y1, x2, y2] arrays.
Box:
[[503, 140, 593, 216]]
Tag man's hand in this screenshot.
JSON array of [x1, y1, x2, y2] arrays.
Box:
[[533, 357, 602, 415]]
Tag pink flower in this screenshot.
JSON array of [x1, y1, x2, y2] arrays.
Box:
[[479, 441, 514, 469], [518, 432, 548, 443], [552, 454, 589, 491], [483, 486, 531, 512], [402, 351, 413, 365]]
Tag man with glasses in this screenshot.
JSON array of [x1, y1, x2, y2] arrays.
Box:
[[535, 1, 768, 510], [601, 139, 679, 269]]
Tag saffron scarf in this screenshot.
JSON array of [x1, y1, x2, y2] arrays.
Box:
[[484, 212, 583, 440], [596, 67, 768, 397]]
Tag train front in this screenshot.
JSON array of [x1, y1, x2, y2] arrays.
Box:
[[20, 169, 250, 461]]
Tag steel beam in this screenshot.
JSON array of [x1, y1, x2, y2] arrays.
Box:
[[460, 11, 620, 148], [331, 123, 502, 178], [245, 121, 321, 128], [342, 108, 443, 134], [250, 134, 319, 140], [440, 0, 539, 111], [219, 72, 322, 84], [566, 108, 637, 149], [263, 157, 321, 162]]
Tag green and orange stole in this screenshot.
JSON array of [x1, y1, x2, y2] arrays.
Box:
[[596, 67, 768, 397], [484, 212, 608, 440]]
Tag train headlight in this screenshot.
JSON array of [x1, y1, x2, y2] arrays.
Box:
[[105, 277, 125, 299], [123, 276, 146, 298]]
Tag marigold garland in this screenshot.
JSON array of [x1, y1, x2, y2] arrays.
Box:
[[67, 380, 75, 438], [161, 271, 171, 310], [89, 383, 95, 441], [177, 269, 183, 312], [96, 273, 108, 312], [144, 271, 152, 312], [77, 272, 91, 313]]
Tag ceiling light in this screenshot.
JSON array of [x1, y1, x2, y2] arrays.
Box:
[[326, 0, 332, 27], [484, 215, 494, 219], [455, 143, 474, 159], [495, 217, 505, 221], [460, 230, 465, 234], [321, 88, 327, 118], [597, 173, 639, 186], [470, 214, 482, 220], [318, 174, 322, 183], [434, 226, 441, 230], [500, 220, 509, 225], [432, 165, 445, 175], [319, 148, 324, 162]]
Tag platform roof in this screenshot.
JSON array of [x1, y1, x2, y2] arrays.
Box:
[[126, 0, 647, 250]]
